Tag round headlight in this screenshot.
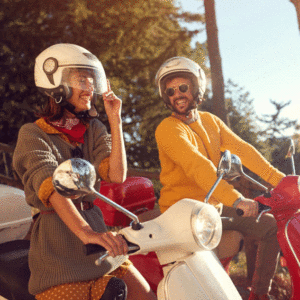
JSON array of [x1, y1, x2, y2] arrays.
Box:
[[191, 203, 222, 250]]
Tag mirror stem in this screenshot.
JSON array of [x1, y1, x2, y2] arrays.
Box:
[[288, 138, 296, 175], [290, 155, 296, 176], [242, 173, 268, 192], [204, 172, 224, 203], [91, 188, 142, 230]]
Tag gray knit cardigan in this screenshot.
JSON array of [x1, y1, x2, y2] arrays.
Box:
[[13, 118, 126, 295]]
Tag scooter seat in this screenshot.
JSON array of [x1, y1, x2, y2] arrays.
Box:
[[0, 239, 35, 300]]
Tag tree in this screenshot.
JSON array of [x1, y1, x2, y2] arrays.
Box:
[[258, 99, 300, 171], [225, 80, 263, 151], [203, 0, 229, 125], [290, 0, 300, 33], [0, 0, 206, 170]]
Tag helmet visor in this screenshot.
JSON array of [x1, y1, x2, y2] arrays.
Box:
[[61, 67, 108, 96]]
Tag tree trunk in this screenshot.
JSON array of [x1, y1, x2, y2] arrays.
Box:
[[204, 0, 230, 126], [290, 0, 300, 33]]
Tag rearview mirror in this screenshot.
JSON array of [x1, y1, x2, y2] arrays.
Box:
[[52, 159, 96, 198], [216, 150, 231, 177], [52, 158, 142, 229], [222, 154, 243, 181], [205, 150, 231, 203]]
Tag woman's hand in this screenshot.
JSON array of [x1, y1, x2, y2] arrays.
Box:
[[49, 192, 128, 257], [103, 80, 122, 121], [86, 231, 128, 257], [102, 79, 127, 183]]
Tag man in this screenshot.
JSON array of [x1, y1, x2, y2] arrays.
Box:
[[154, 57, 285, 300]]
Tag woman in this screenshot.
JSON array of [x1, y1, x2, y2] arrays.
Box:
[[13, 43, 156, 300]]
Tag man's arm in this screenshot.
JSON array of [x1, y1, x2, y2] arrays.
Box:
[[216, 116, 285, 187], [155, 119, 242, 207]]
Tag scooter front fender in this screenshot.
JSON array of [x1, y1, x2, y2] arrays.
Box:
[[157, 250, 241, 300], [277, 212, 300, 300]]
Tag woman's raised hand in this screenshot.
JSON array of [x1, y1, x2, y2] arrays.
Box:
[[102, 80, 122, 121]]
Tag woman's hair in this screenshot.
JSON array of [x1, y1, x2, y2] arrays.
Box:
[[35, 98, 65, 122], [35, 97, 91, 123]]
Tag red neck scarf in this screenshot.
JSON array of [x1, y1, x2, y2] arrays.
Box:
[[48, 119, 87, 144]]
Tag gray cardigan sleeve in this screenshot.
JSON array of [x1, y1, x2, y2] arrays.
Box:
[[13, 123, 61, 207]]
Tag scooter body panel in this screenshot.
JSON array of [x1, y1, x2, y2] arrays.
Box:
[[277, 212, 300, 300], [255, 176, 300, 300], [157, 251, 241, 300]]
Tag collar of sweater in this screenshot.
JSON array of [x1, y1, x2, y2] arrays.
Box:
[[35, 118, 89, 145]]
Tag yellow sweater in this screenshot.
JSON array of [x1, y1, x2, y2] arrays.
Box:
[[155, 111, 285, 213]]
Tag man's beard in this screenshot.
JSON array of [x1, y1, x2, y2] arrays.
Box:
[[171, 98, 198, 116]]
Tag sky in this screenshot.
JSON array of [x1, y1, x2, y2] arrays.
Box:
[[176, 0, 300, 134]]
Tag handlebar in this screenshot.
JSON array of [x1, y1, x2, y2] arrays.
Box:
[[236, 202, 271, 222], [236, 208, 244, 216], [83, 239, 140, 265], [84, 243, 107, 256]]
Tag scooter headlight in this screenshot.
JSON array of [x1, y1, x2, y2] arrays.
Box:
[[191, 203, 222, 250]]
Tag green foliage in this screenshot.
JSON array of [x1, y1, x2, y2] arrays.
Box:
[[220, 80, 300, 175], [3, 0, 298, 177], [225, 80, 264, 151], [0, 0, 206, 168], [257, 100, 300, 174]]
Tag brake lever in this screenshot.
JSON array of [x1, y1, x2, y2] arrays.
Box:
[[95, 244, 140, 265], [256, 207, 272, 223], [221, 216, 234, 222], [95, 252, 109, 266]]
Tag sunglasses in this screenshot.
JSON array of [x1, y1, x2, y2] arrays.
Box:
[[164, 84, 190, 97]]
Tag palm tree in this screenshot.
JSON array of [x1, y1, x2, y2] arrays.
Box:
[[290, 0, 300, 33], [204, 0, 229, 126]]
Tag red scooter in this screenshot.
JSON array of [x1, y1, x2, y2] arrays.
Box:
[[221, 140, 299, 300], [98, 140, 300, 297]]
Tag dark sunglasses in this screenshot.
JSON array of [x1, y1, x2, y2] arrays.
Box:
[[164, 83, 190, 97]]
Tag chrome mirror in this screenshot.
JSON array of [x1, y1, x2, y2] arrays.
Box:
[[216, 150, 231, 177], [205, 150, 231, 203], [222, 154, 243, 181], [227, 154, 268, 192], [53, 159, 96, 198], [53, 158, 142, 229]]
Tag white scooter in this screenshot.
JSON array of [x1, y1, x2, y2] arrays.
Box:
[[0, 184, 32, 243], [52, 152, 242, 300]]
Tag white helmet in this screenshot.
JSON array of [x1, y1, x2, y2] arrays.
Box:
[[34, 43, 108, 117], [155, 57, 206, 105]]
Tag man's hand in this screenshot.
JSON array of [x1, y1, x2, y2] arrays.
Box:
[[236, 198, 258, 217]]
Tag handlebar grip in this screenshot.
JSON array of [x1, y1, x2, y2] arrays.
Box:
[[83, 244, 107, 256], [236, 202, 270, 217], [236, 208, 244, 216]]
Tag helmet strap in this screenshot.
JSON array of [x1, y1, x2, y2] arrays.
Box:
[[55, 96, 98, 119]]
